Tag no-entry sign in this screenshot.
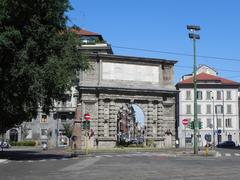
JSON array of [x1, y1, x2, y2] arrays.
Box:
[[182, 119, 189, 126], [84, 113, 91, 121]]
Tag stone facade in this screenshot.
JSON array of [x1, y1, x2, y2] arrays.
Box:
[[76, 53, 178, 148], [4, 29, 178, 149]]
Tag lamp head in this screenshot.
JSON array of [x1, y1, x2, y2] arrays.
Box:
[[187, 25, 201, 31]]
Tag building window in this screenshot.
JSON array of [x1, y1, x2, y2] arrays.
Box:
[[197, 91, 202, 100], [217, 118, 222, 128], [186, 105, 191, 114], [206, 91, 212, 100], [226, 91, 232, 100], [226, 104, 232, 114], [225, 118, 232, 128], [217, 91, 222, 100], [60, 114, 67, 122], [40, 115, 48, 123], [25, 129, 32, 140], [197, 105, 201, 114], [206, 104, 211, 114], [215, 105, 223, 114], [228, 134, 232, 141], [207, 118, 212, 128], [41, 129, 48, 139], [186, 91, 191, 100], [162, 66, 171, 81], [218, 135, 222, 143]]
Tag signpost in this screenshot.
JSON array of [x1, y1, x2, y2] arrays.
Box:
[[182, 119, 189, 151]]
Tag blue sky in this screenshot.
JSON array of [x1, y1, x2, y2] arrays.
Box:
[[68, 0, 240, 84]]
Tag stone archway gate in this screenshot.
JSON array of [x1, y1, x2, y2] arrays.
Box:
[[76, 54, 178, 149]]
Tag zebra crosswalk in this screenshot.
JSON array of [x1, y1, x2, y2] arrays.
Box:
[[215, 152, 240, 157], [92, 152, 176, 159]]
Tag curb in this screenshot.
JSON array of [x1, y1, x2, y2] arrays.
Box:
[[0, 159, 8, 163]]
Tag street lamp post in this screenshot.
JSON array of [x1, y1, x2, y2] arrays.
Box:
[[222, 90, 225, 133], [187, 25, 200, 154], [211, 93, 215, 148]]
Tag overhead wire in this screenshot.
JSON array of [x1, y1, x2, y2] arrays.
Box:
[[112, 45, 240, 63], [112, 45, 240, 80]]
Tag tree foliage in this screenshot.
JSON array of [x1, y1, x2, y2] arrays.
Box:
[[62, 123, 73, 139], [0, 0, 89, 131]]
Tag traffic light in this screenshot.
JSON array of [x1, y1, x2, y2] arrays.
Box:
[[188, 121, 194, 129], [82, 121, 90, 130], [198, 121, 203, 129]]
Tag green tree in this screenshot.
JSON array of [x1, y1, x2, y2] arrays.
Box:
[[0, 0, 89, 131], [62, 123, 73, 146]]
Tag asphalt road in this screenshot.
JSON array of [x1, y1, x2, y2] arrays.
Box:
[[1, 150, 240, 180]]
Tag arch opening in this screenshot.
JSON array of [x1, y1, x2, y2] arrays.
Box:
[[116, 103, 145, 146]]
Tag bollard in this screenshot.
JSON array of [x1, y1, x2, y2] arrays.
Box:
[[204, 146, 209, 156]]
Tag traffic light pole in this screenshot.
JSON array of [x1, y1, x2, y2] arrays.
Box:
[[193, 37, 198, 155], [85, 129, 89, 154]]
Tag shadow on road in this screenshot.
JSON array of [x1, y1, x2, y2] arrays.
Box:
[[0, 150, 70, 161]]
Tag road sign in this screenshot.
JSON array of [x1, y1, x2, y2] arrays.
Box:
[[84, 113, 91, 121], [204, 134, 211, 142], [182, 119, 189, 126]]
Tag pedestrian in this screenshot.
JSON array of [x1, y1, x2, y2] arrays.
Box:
[[96, 138, 99, 148]]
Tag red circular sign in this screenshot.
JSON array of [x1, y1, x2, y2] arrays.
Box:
[[182, 119, 189, 126], [84, 113, 91, 121]]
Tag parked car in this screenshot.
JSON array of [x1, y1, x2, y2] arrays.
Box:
[[216, 141, 236, 148], [0, 141, 11, 149]]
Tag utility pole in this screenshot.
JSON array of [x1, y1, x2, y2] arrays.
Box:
[[187, 25, 201, 154]]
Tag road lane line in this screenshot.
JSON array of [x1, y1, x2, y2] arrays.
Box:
[[102, 155, 113, 157], [225, 153, 231, 157]]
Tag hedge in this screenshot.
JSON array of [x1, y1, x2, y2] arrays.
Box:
[[10, 140, 36, 146]]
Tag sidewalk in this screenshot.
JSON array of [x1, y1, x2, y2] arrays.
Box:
[[65, 147, 217, 157]]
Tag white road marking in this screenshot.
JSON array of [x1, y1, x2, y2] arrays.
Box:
[[60, 157, 102, 172], [102, 155, 113, 157], [234, 153, 240, 156], [72, 157, 79, 160], [116, 155, 123, 157], [49, 159, 57, 161], [215, 152, 222, 157], [0, 159, 8, 163], [225, 153, 231, 157]]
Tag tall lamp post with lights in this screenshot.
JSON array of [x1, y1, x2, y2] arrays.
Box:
[[211, 92, 215, 148], [187, 25, 201, 154]]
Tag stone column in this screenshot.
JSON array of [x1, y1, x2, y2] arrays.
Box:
[[72, 104, 82, 149], [109, 100, 116, 138], [147, 101, 154, 137], [98, 99, 105, 137], [157, 102, 164, 137]]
